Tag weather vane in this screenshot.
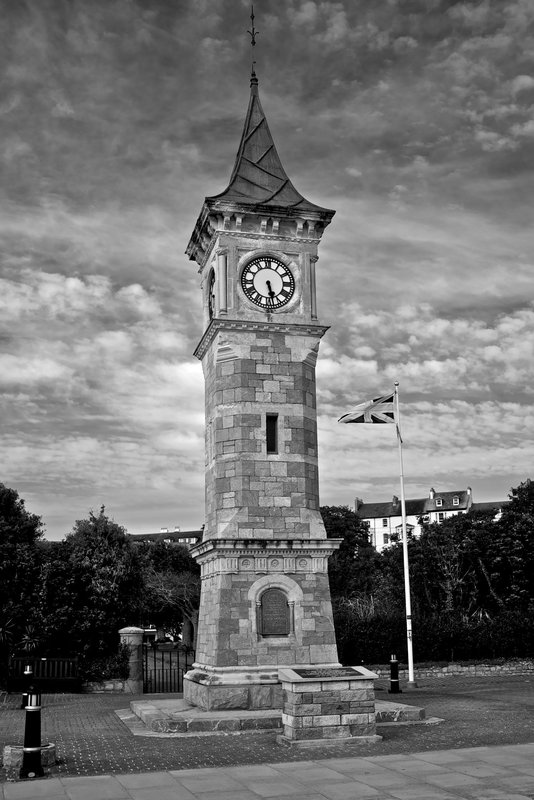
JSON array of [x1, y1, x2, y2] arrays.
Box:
[[247, 5, 258, 47]]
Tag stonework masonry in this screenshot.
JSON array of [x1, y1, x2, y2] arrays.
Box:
[[184, 71, 344, 713], [183, 322, 342, 710], [200, 324, 328, 542], [277, 667, 381, 747]]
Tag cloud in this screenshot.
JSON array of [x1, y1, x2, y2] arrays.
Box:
[[1, 0, 534, 537], [318, 302, 534, 404], [511, 74, 534, 94], [511, 120, 534, 137]]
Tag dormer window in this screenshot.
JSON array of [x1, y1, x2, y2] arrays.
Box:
[[435, 498, 443, 507], [453, 496, 459, 506]]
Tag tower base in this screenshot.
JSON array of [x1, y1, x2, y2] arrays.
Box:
[[184, 662, 341, 711]]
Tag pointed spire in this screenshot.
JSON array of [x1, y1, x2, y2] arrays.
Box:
[[207, 76, 332, 214]]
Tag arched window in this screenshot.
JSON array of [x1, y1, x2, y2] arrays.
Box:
[[258, 588, 290, 637]]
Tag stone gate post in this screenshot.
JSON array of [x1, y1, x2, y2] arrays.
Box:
[[119, 626, 144, 694]]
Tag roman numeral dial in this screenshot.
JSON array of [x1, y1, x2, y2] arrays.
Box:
[[240, 256, 295, 310]]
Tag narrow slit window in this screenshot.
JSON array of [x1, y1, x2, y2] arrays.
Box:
[[266, 414, 278, 454]]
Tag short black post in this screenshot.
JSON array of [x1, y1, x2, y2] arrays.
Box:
[[20, 664, 33, 709], [19, 684, 44, 779], [388, 654, 402, 694]]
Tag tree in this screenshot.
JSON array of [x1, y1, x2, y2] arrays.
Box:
[[507, 478, 534, 515], [321, 505, 378, 599], [39, 507, 143, 661], [138, 540, 200, 646], [0, 483, 44, 669]]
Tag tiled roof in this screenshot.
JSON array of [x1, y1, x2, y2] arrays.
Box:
[[207, 73, 334, 216], [471, 501, 510, 513], [357, 490, 471, 519]]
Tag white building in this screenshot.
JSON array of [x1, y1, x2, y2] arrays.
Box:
[[355, 487, 507, 552], [128, 527, 203, 548]]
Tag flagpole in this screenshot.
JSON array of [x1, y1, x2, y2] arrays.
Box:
[[394, 382, 417, 688]]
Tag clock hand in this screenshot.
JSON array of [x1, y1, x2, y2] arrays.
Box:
[[266, 279, 276, 298]]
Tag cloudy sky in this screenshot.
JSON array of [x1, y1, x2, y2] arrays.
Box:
[[2, 0, 533, 540]]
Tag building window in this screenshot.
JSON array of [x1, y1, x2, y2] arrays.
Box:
[[453, 496, 459, 506], [438, 512, 444, 522], [436, 498, 443, 507], [382, 518, 388, 527], [266, 414, 278, 454], [383, 534, 389, 545]]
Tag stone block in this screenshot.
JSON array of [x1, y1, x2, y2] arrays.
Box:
[[349, 723, 376, 737], [272, 683, 283, 707], [249, 684, 277, 709], [340, 689, 365, 701], [341, 713, 369, 725], [187, 718, 220, 732], [323, 725, 350, 739], [321, 701, 351, 715], [349, 701, 374, 713], [321, 680, 353, 691], [285, 703, 320, 716], [241, 716, 282, 730], [311, 714, 341, 726], [293, 727, 323, 740]]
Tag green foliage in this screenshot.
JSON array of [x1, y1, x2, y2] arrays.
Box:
[[325, 482, 534, 665], [35, 507, 144, 661], [0, 483, 44, 677], [79, 643, 131, 682], [0, 485, 203, 680], [138, 541, 200, 644], [321, 505, 379, 599]]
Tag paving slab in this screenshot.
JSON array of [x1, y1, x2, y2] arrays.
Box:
[[3, 742, 534, 799]]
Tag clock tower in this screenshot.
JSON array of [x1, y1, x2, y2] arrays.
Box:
[[184, 67, 342, 711]]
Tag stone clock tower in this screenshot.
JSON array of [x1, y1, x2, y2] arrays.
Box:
[[183, 68, 342, 711]]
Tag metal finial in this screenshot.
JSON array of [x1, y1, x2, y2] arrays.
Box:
[[247, 5, 258, 47]]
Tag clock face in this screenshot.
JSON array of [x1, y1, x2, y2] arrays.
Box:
[[240, 256, 295, 310]]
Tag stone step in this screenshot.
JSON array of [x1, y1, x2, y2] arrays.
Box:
[[127, 697, 430, 737], [376, 700, 427, 724], [129, 699, 282, 735]]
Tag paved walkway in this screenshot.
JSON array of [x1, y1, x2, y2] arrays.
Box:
[[3, 742, 534, 799]]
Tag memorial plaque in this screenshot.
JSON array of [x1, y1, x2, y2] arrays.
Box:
[[260, 588, 289, 636], [294, 667, 357, 678]]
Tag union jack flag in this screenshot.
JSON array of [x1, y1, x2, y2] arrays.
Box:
[[338, 393, 395, 424]]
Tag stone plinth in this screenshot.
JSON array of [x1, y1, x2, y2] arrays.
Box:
[[277, 666, 382, 747], [184, 666, 283, 711], [2, 743, 56, 781]]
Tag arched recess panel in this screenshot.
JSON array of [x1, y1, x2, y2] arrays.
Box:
[[258, 588, 291, 637]]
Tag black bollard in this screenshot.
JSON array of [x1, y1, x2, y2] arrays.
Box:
[[20, 664, 33, 710], [19, 685, 44, 779], [388, 653, 402, 694]]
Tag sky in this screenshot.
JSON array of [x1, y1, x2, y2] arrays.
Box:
[[1, 0, 533, 541]]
